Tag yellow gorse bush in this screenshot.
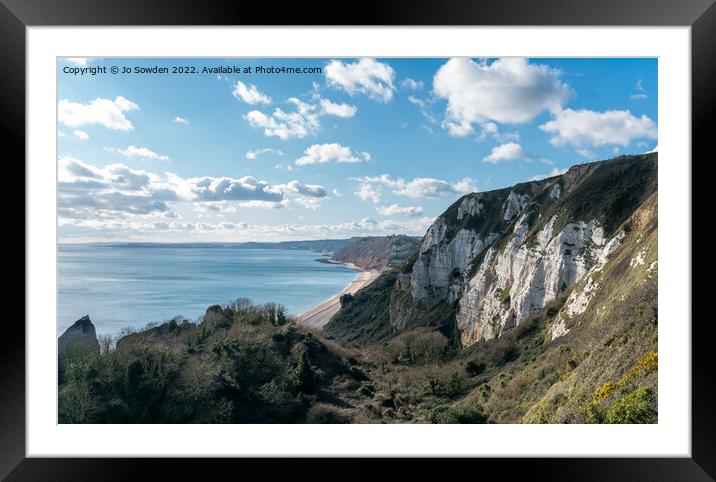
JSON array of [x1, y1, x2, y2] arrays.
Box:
[[593, 351, 657, 402]]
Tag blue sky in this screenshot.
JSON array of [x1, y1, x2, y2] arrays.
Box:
[[57, 57, 657, 242]]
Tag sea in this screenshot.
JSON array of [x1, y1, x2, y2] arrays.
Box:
[[57, 243, 358, 337]]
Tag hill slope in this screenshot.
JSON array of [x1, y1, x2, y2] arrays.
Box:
[[330, 235, 420, 270], [318, 153, 657, 423]]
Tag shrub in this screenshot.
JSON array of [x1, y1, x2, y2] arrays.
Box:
[[633, 351, 658, 375], [291, 350, 317, 394], [594, 381, 618, 402], [593, 351, 658, 403], [384, 330, 448, 365], [358, 384, 374, 397], [58, 382, 96, 423], [583, 401, 604, 424], [410, 331, 449, 363], [427, 404, 488, 424], [306, 404, 352, 423], [423, 367, 466, 399], [495, 346, 519, 367], [465, 360, 486, 376], [362, 403, 382, 419], [605, 386, 656, 424], [526, 400, 551, 424]]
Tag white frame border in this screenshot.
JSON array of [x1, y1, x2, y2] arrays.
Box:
[[27, 26, 690, 457]]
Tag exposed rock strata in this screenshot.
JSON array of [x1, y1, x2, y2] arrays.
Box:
[[326, 154, 658, 349]]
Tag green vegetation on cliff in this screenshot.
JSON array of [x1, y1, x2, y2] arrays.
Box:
[[58, 301, 365, 423], [330, 235, 420, 270], [58, 154, 658, 424]]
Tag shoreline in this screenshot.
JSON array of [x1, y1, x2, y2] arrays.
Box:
[[296, 262, 379, 329]]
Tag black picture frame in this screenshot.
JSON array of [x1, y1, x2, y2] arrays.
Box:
[[4, 0, 713, 479]]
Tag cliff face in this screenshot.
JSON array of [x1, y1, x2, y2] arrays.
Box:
[[326, 153, 657, 348], [330, 235, 420, 270]]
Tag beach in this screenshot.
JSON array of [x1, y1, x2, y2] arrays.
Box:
[[297, 264, 380, 329]]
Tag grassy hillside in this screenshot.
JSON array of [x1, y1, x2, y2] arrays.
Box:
[[330, 235, 420, 270], [322, 192, 657, 423]]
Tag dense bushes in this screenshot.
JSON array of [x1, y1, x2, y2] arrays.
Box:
[[59, 343, 184, 423], [427, 403, 488, 424], [384, 330, 449, 365], [423, 366, 467, 399], [604, 387, 656, 424], [583, 351, 658, 424], [58, 299, 357, 424]]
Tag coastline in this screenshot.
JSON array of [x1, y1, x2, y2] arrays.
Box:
[[296, 262, 379, 329]]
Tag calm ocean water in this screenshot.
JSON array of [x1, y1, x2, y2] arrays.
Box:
[[57, 244, 358, 337]]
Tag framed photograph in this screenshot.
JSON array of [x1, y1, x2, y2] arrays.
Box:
[[6, 0, 712, 478]]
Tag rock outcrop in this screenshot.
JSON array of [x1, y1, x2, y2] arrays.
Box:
[[58, 315, 100, 363]]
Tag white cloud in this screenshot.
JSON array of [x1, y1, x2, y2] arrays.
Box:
[[452, 177, 479, 194], [483, 142, 533, 164], [400, 78, 424, 91], [408, 95, 438, 126], [539, 108, 657, 148], [630, 79, 648, 100], [442, 119, 474, 137], [246, 148, 284, 160], [73, 130, 89, 140], [174, 116, 190, 125], [245, 97, 320, 140], [376, 204, 423, 217], [355, 183, 381, 204], [325, 58, 396, 102], [353, 174, 477, 200], [433, 58, 571, 136], [236, 200, 288, 209], [478, 122, 520, 143], [530, 167, 568, 181], [57, 157, 328, 223], [58, 96, 139, 131], [232, 81, 272, 105], [246, 92, 359, 140], [193, 201, 237, 213], [395, 178, 472, 198], [106, 145, 170, 162], [279, 180, 327, 198], [646, 144, 658, 153], [319, 98, 357, 118], [295, 143, 370, 166], [575, 148, 595, 159]]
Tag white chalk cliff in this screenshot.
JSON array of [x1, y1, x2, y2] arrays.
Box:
[[327, 154, 658, 350], [396, 155, 656, 347]]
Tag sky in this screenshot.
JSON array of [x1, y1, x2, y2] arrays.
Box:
[[57, 57, 657, 243]]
